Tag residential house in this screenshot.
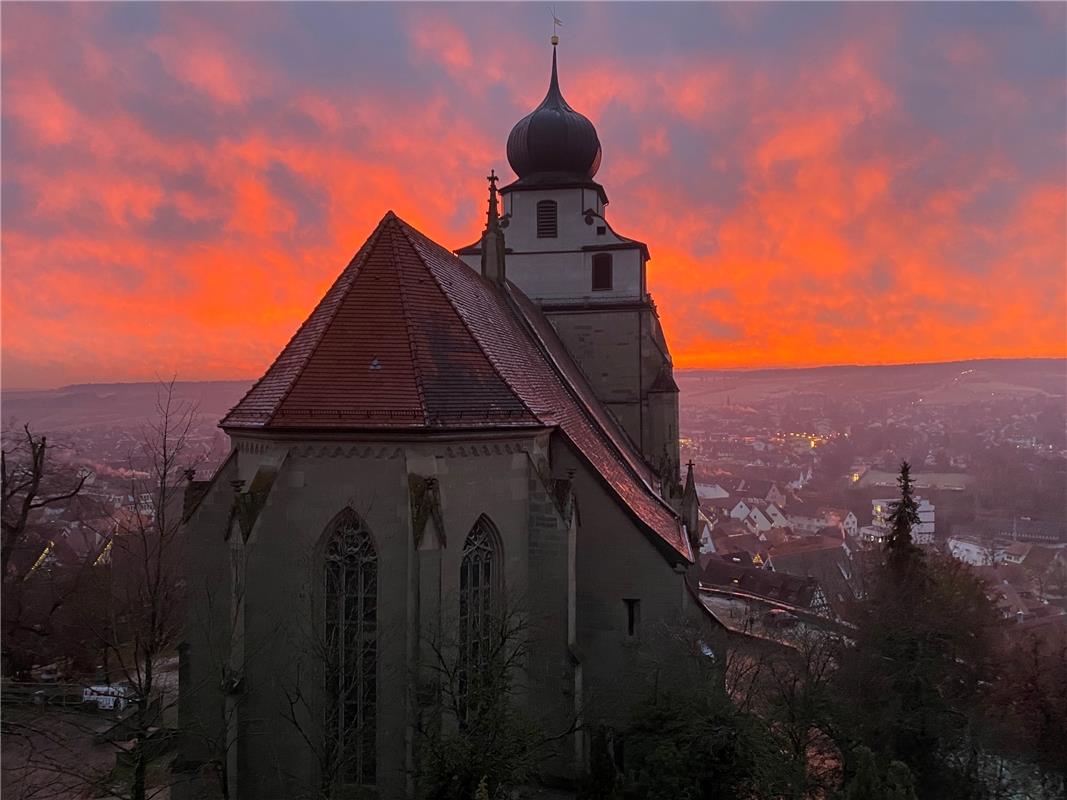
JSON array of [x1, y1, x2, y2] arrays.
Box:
[[699, 555, 828, 615], [871, 496, 935, 545], [948, 535, 994, 566], [765, 534, 860, 616]]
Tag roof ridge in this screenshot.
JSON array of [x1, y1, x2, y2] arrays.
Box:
[[391, 217, 543, 426], [261, 214, 393, 426], [502, 285, 676, 516], [387, 219, 430, 426]]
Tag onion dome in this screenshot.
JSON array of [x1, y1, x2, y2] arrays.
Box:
[[506, 46, 602, 180]]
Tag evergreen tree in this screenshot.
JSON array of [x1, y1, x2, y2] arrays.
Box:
[[843, 747, 882, 800], [840, 749, 918, 800], [884, 760, 918, 800], [884, 461, 921, 571]]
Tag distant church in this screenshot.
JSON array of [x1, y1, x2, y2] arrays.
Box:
[[179, 42, 711, 799]]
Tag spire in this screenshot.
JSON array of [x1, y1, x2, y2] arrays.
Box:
[[480, 169, 506, 285], [547, 41, 561, 101], [506, 40, 601, 180], [484, 169, 501, 232], [682, 460, 700, 548]]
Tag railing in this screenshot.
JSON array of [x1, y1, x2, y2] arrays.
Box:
[[1, 681, 87, 707]]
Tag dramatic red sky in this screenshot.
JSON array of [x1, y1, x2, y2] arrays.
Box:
[[2, 3, 1064, 388]]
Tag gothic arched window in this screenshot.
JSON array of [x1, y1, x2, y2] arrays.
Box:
[[323, 510, 377, 786], [536, 200, 558, 238], [458, 516, 500, 716]]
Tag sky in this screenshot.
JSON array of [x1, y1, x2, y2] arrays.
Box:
[[2, 2, 1064, 388]]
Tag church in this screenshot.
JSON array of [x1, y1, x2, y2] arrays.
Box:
[[178, 41, 712, 799]]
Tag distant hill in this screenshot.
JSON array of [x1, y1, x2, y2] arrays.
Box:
[[1, 359, 1062, 432], [1, 381, 253, 431], [675, 358, 1066, 407]]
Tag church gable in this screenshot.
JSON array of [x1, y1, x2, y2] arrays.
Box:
[[224, 214, 537, 430], [223, 213, 689, 561]]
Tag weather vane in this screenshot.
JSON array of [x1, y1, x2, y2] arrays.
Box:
[[550, 7, 563, 46]]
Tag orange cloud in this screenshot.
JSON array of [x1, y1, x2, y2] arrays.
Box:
[[1, 4, 1063, 388]]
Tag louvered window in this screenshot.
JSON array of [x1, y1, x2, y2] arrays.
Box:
[[536, 200, 558, 238], [323, 509, 377, 786], [592, 253, 613, 291]]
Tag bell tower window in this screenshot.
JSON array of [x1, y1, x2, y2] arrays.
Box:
[[592, 253, 613, 291], [536, 200, 558, 238]]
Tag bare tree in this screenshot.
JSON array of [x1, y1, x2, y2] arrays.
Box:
[[2, 425, 90, 678], [84, 380, 199, 800], [416, 604, 578, 800], [2, 425, 87, 579], [275, 524, 391, 800]]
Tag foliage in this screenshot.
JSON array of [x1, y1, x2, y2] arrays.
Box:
[[833, 466, 1000, 798], [417, 609, 549, 800], [839, 747, 917, 800], [580, 625, 797, 800], [620, 687, 780, 800], [981, 628, 1067, 795], [884, 461, 920, 571]]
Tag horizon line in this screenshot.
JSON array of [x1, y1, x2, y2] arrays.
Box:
[[2, 355, 1064, 393]]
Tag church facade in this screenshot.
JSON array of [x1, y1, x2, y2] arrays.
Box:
[[178, 45, 709, 799]]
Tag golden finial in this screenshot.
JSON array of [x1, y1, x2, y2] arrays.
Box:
[[550, 7, 562, 46]]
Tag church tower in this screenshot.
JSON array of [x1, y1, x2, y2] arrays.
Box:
[[457, 43, 681, 493]]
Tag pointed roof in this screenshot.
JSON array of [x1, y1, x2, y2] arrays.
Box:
[[506, 45, 602, 181], [223, 212, 688, 561], [224, 212, 537, 429]]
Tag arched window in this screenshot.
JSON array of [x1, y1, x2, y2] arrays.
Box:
[[458, 516, 499, 720], [323, 510, 377, 786], [536, 200, 558, 238], [592, 253, 613, 291]]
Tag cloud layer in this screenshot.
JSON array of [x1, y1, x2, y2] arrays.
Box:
[[2, 3, 1064, 387]]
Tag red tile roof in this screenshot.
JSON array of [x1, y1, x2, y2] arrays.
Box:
[[223, 212, 688, 561]]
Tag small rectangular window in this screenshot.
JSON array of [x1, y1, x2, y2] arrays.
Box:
[[623, 598, 641, 636], [596, 225, 606, 235], [592, 253, 613, 291], [536, 200, 558, 238]]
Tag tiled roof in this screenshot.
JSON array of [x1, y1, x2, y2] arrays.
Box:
[[224, 214, 537, 429], [223, 212, 687, 560], [700, 555, 818, 608]]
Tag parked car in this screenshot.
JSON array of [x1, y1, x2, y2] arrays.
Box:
[[82, 684, 137, 711]]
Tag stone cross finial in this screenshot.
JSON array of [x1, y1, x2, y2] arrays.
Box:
[[480, 168, 506, 285], [485, 169, 501, 231]]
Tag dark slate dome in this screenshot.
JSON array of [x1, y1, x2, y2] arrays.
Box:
[[506, 47, 602, 180]]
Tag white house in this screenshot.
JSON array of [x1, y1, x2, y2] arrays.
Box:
[[860, 525, 889, 546], [729, 499, 753, 522], [947, 535, 994, 566], [745, 506, 774, 533], [696, 483, 729, 501], [872, 496, 935, 545], [763, 503, 790, 529]]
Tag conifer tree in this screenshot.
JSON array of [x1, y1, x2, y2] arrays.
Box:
[[884, 461, 921, 569], [843, 747, 882, 800]]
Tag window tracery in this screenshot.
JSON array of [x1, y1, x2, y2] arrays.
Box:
[[458, 516, 500, 720], [323, 510, 377, 785]]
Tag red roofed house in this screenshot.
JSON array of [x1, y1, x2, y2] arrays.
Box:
[[178, 44, 711, 799]]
